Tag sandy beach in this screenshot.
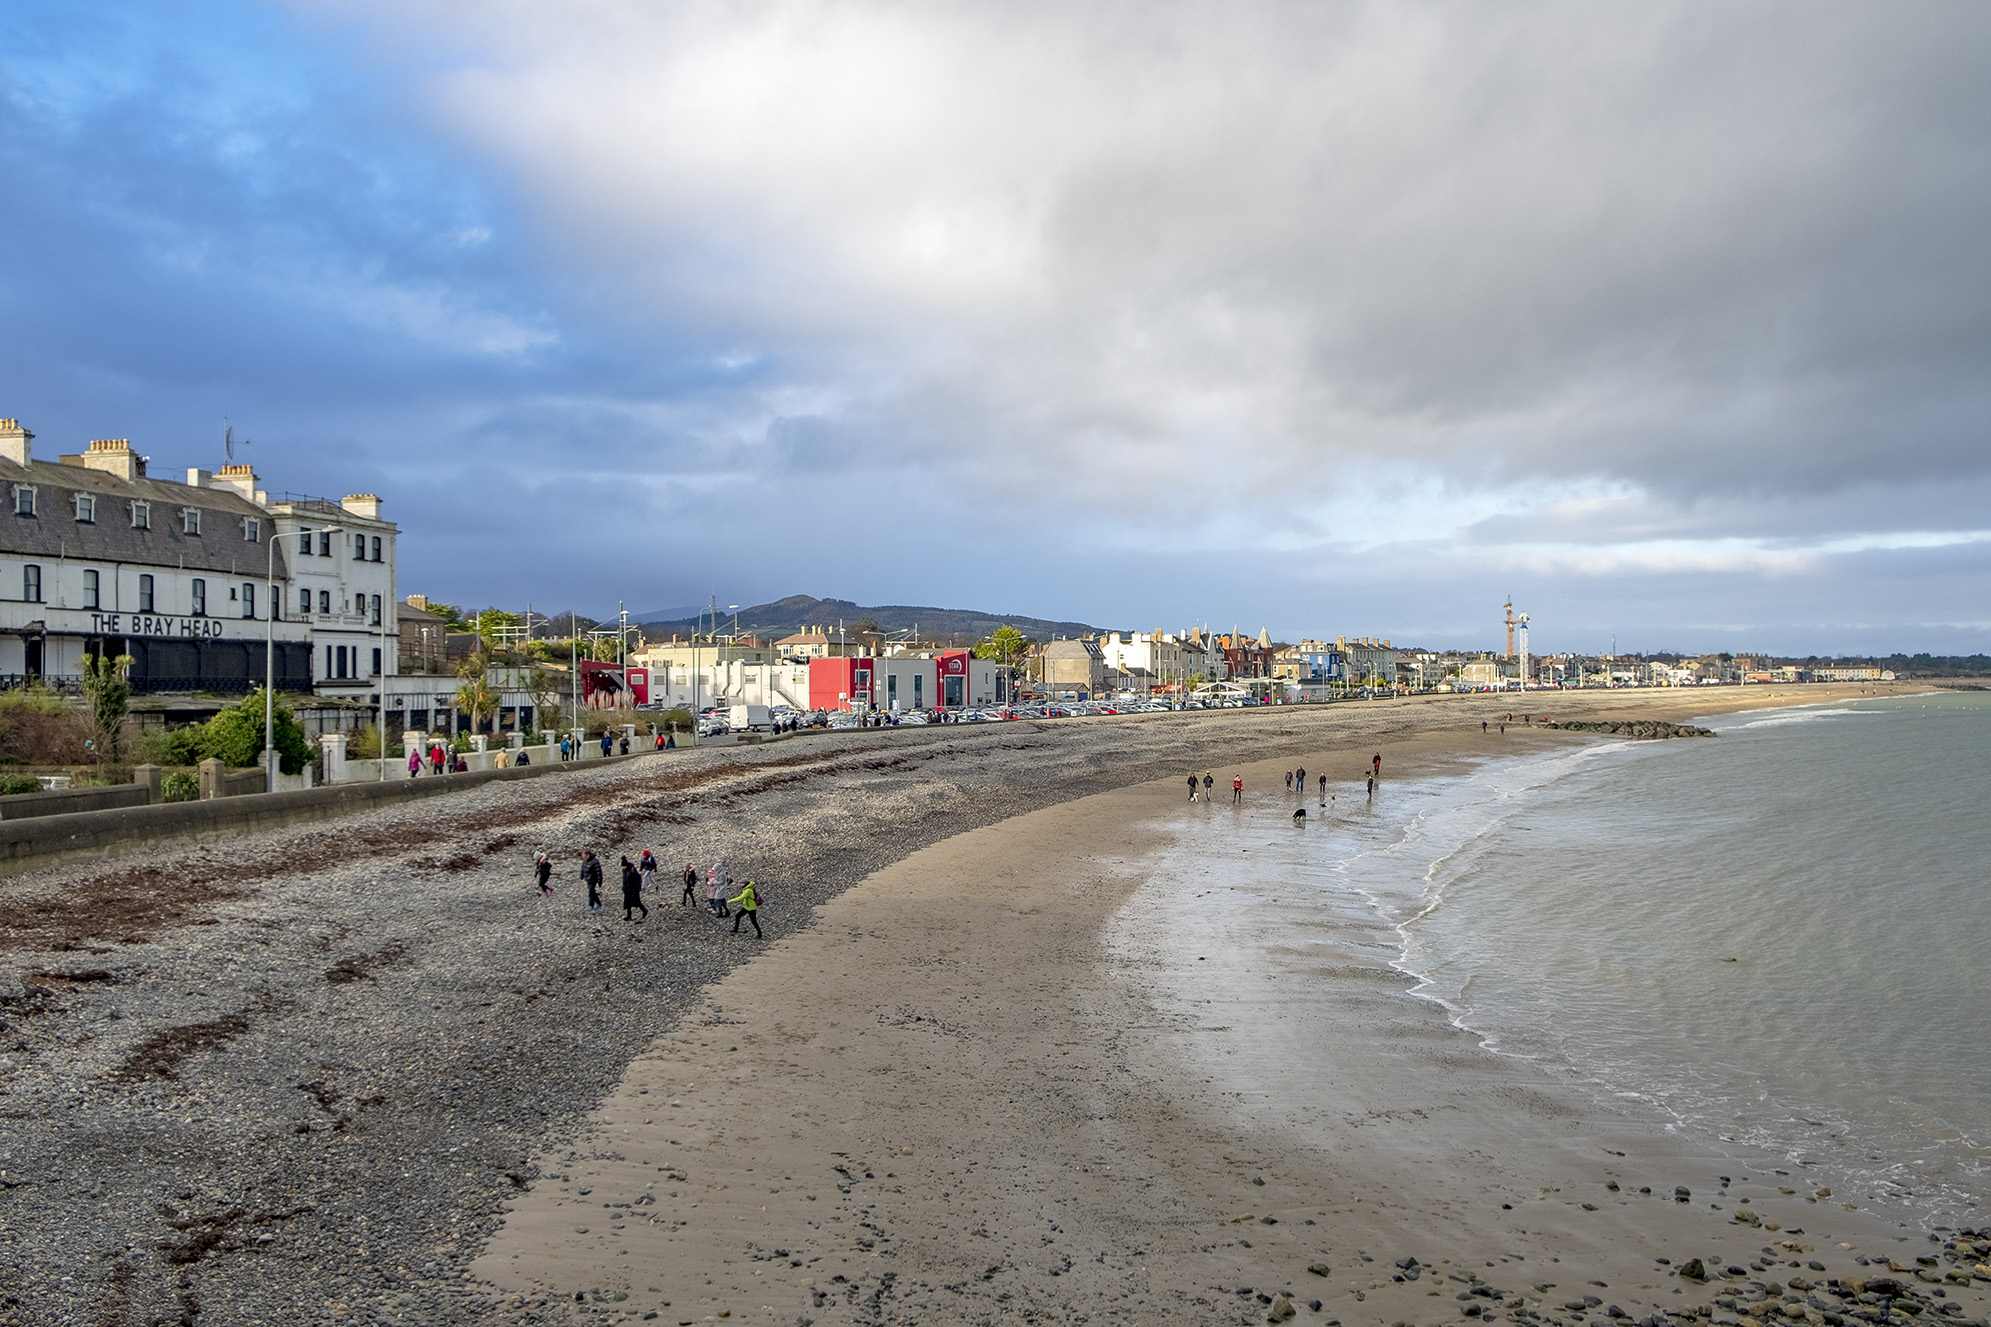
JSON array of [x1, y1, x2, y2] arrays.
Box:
[[7, 685, 1984, 1326], [468, 686, 1989, 1326]]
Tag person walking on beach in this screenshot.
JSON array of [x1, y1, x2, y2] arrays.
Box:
[[1284, 770, 1293, 794], [681, 863, 699, 906], [1318, 773, 1327, 805], [1482, 720, 1488, 734], [1232, 775, 1243, 804], [580, 850, 604, 911], [728, 879, 762, 937], [1202, 771, 1214, 797], [620, 856, 648, 921], [533, 852, 553, 898], [1187, 773, 1199, 801], [1366, 773, 1375, 799], [1295, 765, 1306, 797], [638, 850, 659, 901], [706, 861, 731, 918], [1372, 753, 1381, 778]]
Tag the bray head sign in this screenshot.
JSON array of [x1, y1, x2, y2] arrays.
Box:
[[88, 612, 230, 639]]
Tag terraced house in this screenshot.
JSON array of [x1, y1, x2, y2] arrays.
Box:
[[0, 418, 396, 697]]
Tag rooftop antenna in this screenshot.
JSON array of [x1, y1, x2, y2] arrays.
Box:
[[222, 418, 251, 463]]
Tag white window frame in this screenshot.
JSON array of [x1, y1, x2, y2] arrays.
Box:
[[191, 577, 206, 616], [242, 516, 259, 542], [139, 573, 154, 613], [130, 500, 150, 530], [73, 493, 95, 523], [13, 485, 35, 517], [24, 564, 42, 602], [182, 507, 201, 535], [83, 568, 99, 610]]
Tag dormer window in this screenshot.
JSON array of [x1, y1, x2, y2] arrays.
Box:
[[73, 493, 94, 523], [13, 485, 36, 517], [130, 500, 150, 530], [242, 516, 259, 542], [181, 507, 201, 535]]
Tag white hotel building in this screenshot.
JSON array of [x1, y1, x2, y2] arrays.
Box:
[[0, 418, 397, 699]]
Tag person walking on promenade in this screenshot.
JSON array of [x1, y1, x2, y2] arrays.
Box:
[[559, 735, 571, 761], [600, 730, 613, 757], [681, 863, 699, 906], [430, 742, 446, 776], [1232, 775, 1243, 804], [407, 746, 422, 779], [619, 734, 630, 755], [533, 852, 553, 898], [728, 879, 762, 937], [1187, 773, 1199, 801], [580, 850, 604, 911], [620, 856, 648, 922]]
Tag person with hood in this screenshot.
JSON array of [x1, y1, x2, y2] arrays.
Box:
[[728, 879, 761, 938], [706, 861, 731, 918], [533, 852, 553, 898], [681, 863, 699, 907], [407, 746, 422, 779], [579, 850, 604, 911], [620, 856, 648, 921]]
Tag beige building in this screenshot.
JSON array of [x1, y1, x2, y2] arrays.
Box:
[[1040, 638, 1106, 694]]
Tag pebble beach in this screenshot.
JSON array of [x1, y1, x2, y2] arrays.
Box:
[[3, 685, 1980, 1327]]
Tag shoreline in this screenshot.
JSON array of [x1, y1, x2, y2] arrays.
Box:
[[5, 683, 1972, 1325], [471, 686, 1987, 1325]]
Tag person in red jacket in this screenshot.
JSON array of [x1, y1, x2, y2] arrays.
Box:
[[1231, 775, 1243, 804]]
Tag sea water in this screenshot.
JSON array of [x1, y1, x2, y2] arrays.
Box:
[[1124, 691, 1991, 1225]]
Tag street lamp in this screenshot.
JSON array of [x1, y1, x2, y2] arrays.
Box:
[[268, 523, 341, 793]]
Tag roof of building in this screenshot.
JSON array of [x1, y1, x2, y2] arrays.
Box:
[[0, 453, 291, 579], [1042, 639, 1104, 659], [777, 632, 830, 644]]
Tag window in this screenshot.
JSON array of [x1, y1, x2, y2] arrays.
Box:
[[242, 516, 259, 542], [23, 564, 41, 603], [369, 593, 381, 626], [13, 485, 35, 516], [130, 500, 150, 530], [370, 535, 381, 562], [354, 533, 366, 560], [191, 578, 206, 616], [319, 589, 330, 614], [139, 574, 154, 614], [299, 587, 311, 616], [318, 531, 331, 557], [182, 508, 201, 535], [74, 493, 95, 523], [298, 526, 313, 555], [371, 647, 382, 676], [83, 569, 99, 610], [241, 582, 255, 619]]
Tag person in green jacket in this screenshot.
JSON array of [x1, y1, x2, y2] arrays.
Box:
[[728, 880, 761, 938]]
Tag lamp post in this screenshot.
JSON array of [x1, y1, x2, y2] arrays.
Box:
[[268, 523, 340, 793]]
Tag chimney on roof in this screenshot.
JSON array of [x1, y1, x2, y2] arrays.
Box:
[[0, 419, 30, 467], [341, 493, 382, 520], [80, 438, 144, 480], [186, 468, 211, 488], [212, 463, 259, 502]]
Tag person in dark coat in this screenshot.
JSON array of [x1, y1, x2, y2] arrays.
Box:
[[580, 850, 604, 912], [533, 852, 553, 897], [620, 856, 647, 921]]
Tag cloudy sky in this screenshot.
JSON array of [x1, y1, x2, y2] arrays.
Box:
[[4, 1, 1987, 655]]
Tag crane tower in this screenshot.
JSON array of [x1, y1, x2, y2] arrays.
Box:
[[1503, 598, 1531, 687]]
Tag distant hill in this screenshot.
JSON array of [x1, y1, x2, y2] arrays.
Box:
[[632, 594, 1099, 643]]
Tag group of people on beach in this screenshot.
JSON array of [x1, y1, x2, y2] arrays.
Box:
[[533, 849, 764, 937], [1187, 752, 1384, 807]]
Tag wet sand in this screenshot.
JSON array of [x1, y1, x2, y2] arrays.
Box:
[[474, 688, 1985, 1326]]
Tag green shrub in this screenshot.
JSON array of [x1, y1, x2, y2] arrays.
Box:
[[0, 773, 42, 795], [160, 770, 200, 803], [658, 707, 694, 733]]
